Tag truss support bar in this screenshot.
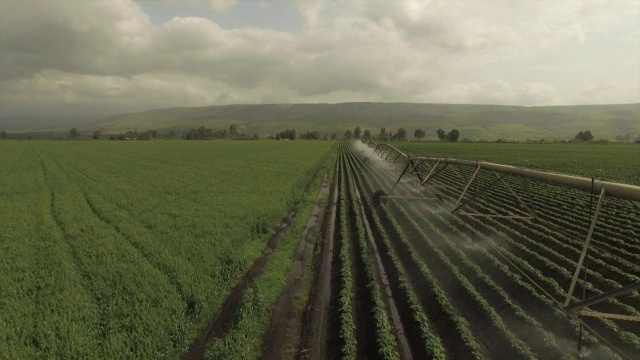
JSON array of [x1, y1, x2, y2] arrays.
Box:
[[458, 213, 535, 219], [373, 144, 383, 155], [410, 159, 427, 183], [565, 281, 640, 312], [388, 160, 417, 196], [577, 310, 640, 322], [494, 172, 537, 219], [451, 173, 510, 215], [451, 164, 467, 182], [385, 148, 396, 160], [421, 162, 448, 186], [563, 187, 607, 307], [455, 165, 482, 207], [382, 196, 439, 201]]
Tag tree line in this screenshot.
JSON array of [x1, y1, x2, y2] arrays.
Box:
[[342, 126, 460, 142], [3, 125, 639, 143]]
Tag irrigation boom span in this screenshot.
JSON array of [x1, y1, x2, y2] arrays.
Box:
[[370, 142, 640, 202]]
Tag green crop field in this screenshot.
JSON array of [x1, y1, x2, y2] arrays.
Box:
[[0, 140, 335, 359], [322, 142, 639, 360], [387, 141, 640, 185], [2, 139, 638, 360]]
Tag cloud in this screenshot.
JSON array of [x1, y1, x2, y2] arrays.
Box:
[[0, 0, 638, 121], [209, 0, 237, 14]]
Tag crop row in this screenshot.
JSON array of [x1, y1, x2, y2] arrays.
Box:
[[424, 160, 640, 278], [397, 154, 640, 354], [356, 141, 637, 358], [347, 147, 580, 358], [343, 147, 484, 359]]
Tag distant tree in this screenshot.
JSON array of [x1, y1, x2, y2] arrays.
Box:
[[274, 129, 297, 140], [229, 124, 238, 137], [344, 129, 353, 139], [378, 128, 388, 141], [0, 131, 8, 139], [93, 130, 102, 140], [436, 129, 447, 141], [414, 128, 426, 141], [396, 128, 407, 141], [70, 128, 81, 139], [363, 129, 371, 140], [300, 130, 321, 140], [448, 129, 460, 142], [354, 126, 362, 139], [331, 132, 337, 140], [253, 133, 259, 140], [575, 130, 593, 142]]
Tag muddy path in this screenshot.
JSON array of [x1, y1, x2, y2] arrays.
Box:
[[183, 168, 328, 360], [260, 171, 332, 360], [297, 157, 341, 360]]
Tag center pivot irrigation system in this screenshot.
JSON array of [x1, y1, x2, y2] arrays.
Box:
[[364, 140, 640, 331]]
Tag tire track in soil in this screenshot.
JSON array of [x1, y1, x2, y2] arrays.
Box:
[[183, 165, 326, 360], [298, 156, 341, 360], [259, 172, 331, 360], [37, 153, 108, 344], [42, 151, 187, 305]]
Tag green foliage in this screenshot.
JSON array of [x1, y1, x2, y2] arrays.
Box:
[[574, 130, 594, 142], [413, 128, 425, 140], [394, 128, 407, 141], [354, 126, 362, 139], [0, 140, 334, 359], [275, 128, 297, 140], [363, 129, 371, 140], [344, 129, 353, 139], [69, 127, 81, 139], [378, 128, 388, 141], [448, 129, 460, 142]]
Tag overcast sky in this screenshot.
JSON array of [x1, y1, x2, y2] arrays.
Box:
[[1, 0, 639, 119]]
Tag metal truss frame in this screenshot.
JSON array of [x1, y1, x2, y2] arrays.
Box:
[[364, 140, 640, 325]]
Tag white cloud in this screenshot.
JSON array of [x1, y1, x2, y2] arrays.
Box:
[[209, 0, 237, 14], [0, 0, 638, 121]]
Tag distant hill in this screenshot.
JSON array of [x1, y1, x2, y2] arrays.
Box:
[[8, 103, 640, 141]]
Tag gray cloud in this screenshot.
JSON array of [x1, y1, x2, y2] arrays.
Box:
[[0, 0, 638, 122]]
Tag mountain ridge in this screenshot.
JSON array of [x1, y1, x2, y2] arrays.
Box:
[[4, 102, 640, 141]]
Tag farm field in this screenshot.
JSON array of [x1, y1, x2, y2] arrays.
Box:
[[389, 141, 640, 185], [0, 140, 335, 359], [297, 142, 639, 360], [2, 139, 639, 360]]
